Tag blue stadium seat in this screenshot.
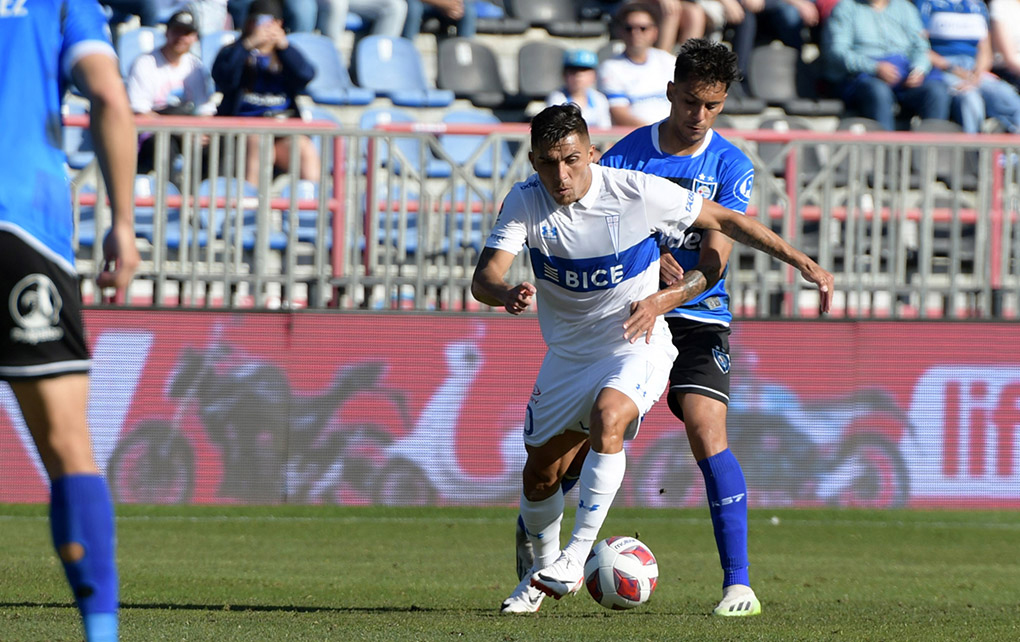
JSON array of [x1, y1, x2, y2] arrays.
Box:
[[63, 102, 95, 170], [439, 110, 513, 179], [117, 27, 166, 79], [200, 29, 238, 76], [288, 33, 375, 106], [359, 107, 452, 178], [354, 36, 454, 107], [280, 180, 331, 247], [75, 183, 98, 249], [131, 175, 200, 249]]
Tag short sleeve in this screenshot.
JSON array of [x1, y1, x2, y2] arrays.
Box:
[[641, 173, 703, 236], [61, 0, 116, 79], [485, 187, 529, 255], [717, 159, 755, 214]]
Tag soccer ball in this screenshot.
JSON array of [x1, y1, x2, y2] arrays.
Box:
[[584, 536, 658, 610]]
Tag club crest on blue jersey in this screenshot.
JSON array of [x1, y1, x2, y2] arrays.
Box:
[[712, 347, 731, 374], [734, 168, 754, 204], [693, 174, 717, 199]]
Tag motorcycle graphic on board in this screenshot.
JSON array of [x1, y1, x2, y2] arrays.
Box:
[[106, 325, 399, 504], [630, 351, 914, 508]]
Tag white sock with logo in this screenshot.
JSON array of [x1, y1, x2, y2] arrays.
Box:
[[563, 449, 626, 563], [520, 491, 564, 572]]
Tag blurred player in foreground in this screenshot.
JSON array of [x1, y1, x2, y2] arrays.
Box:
[[475, 104, 832, 614], [0, 2, 139, 640]]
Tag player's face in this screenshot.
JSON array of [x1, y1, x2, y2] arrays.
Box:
[[530, 133, 595, 206], [666, 79, 728, 148]]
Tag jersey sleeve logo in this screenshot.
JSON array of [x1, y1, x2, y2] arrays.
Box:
[[733, 169, 754, 205]]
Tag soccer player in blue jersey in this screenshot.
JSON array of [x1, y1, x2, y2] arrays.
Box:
[[0, 3, 139, 641], [491, 104, 832, 614], [514, 38, 781, 617]]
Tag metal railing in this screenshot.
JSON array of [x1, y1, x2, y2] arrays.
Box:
[[66, 114, 1020, 318]]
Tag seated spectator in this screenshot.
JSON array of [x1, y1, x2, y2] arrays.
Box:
[[645, 0, 708, 51], [757, 0, 819, 50], [822, 0, 951, 130], [918, 0, 1020, 133], [126, 9, 216, 186], [403, 0, 477, 39], [318, 0, 409, 43], [990, 0, 1020, 89], [191, 0, 231, 35], [212, 0, 321, 184], [599, 2, 677, 127], [546, 49, 613, 130], [102, 0, 159, 27]]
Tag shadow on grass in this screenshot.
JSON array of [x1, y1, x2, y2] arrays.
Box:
[[1, 601, 446, 614]]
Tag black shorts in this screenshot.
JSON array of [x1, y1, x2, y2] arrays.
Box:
[[0, 232, 90, 380], [665, 316, 731, 421]]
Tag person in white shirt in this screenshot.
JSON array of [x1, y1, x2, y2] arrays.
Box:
[[478, 103, 832, 614], [546, 49, 613, 131], [599, 2, 677, 127], [126, 9, 216, 182]]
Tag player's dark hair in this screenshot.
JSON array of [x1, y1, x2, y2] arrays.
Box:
[[674, 38, 742, 89], [530, 103, 590, 152]]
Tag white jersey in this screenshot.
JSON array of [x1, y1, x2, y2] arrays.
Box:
[[598, 48, 674, 125], [486, 164, 704, 362]]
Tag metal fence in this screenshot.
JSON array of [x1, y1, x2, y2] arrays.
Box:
[[66, 114, 1020, 318]]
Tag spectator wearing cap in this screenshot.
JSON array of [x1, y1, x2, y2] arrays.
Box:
[[599, 2, 677, 127], [126, 9, 216, 185], [212, 0, 320, 185], [546, 49, 613, 130]]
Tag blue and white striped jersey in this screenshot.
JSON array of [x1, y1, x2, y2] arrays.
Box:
[[0, 0, 115, 273], [600, 122, 755, 327], [486, 164, 703, 361]]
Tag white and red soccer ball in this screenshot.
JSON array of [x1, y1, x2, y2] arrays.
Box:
[[584, 536, 658, 610]]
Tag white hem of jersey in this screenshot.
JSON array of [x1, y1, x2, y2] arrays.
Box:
[[650, 121, 714, 158], [0, 360, 91, 378], [63, 41, 118, 80], [670, 383, 729, 401], [664, 310, 730, 328], [0, 223, 76, 276]]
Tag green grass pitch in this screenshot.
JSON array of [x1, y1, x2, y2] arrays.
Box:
[[1, 505, 1019, 641]]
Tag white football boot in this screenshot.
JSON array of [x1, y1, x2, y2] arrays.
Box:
[[530, 552, 584, 599], [713, 584, 762, 617], [500, 572, 545, 614]]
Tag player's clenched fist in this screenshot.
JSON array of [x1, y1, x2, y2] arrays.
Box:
[[504, 282, 537, 315]]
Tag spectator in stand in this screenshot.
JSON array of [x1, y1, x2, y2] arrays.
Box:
[[189, 0, 231, 35], [101, 0, 160, 27], [600, 2, 677, 127], [546, 49, 613, 130], [990, 0, 1020, 89], [317, 0, 409, 43], [126, 10, 216, 185], [403, 0, 477, 39], [696, 0, 763, 87], [822, 0, 951, 130], [212, 0, 321, 184], [918, 0, 1020, 133], [757, 0, 819, 50], [646, 0, 708, 51]]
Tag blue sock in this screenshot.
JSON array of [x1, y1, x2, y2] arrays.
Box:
[[697, 449, 750, 588], [50, 474, 119, 642]]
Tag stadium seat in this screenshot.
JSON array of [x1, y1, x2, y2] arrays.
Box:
[[117, 27, 166, 79], [721, 81, 766, 116], [747, 43, 843, 117], [596, 40, 624, 63], [475, 0, 529, 33], [288, 33, 375, 106], [834, 117, 886, 187], [303, 105, 343, 172], [359, 107, 452, 178], [63, 102, 95, 170], [756, 115, 819, 178], [439, 109, 514, 178], [280, 180, 330, 247], [132, 175, 198, 249], [353, 36, 455, 108], [910, 119, 979, 191], [74, 183, 98, 249], [517, 41, 566, 101], [200, 30, 238, 76], [437, 38, 523, 109], [504, 0, 606, 37]]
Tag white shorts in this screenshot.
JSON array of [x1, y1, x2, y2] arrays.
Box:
[[523, 347, 674, 448]]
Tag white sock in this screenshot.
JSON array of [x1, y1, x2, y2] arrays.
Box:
[[563, 449, 626, 562], [520, 491, 564, 572]]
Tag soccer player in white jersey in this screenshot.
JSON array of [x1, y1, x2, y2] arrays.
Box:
[[477, 104, 832, 613], [0, 2, 139, 640]]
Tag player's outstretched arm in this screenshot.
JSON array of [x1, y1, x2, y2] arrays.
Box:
[[472, 247, 537, 315], [695, 200, 834, 313], [73, 52, 140, 292]]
